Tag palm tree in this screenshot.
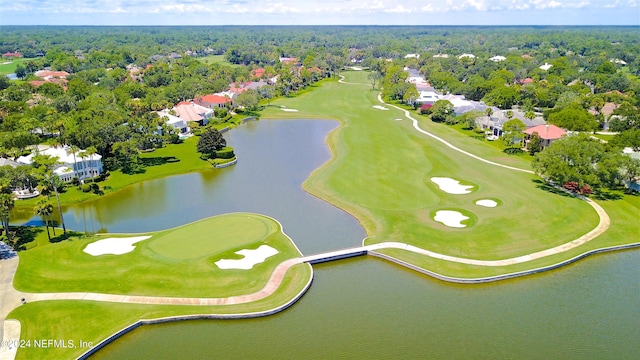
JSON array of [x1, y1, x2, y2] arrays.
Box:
[[66, 145, 80, 180], [34, 199, 54, 241], [83, 146, 98, 179], [0, 179, 15, 244], [48, 173, 66, 235]]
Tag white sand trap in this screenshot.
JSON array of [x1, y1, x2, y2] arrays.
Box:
[[476, 199, 498, 207], [282, 108, 299, 112], [434, 210, 469, 228], [216, 245, 278, 270], [431, 177, 473, 194], [395, 118, 403, 121], [84, 236, 151, 256], [372, 105, 389, 110]]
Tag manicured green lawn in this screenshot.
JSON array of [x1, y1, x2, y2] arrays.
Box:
[[0, 58, 29, 75], [15, 136, 212, 207], [9, 262, 311, 360], [263, 70, 631, 274], [196, 55, 241, 68], [14, 213, 306, 297]]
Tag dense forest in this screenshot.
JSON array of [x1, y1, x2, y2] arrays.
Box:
[[0, 26, 639, 245]]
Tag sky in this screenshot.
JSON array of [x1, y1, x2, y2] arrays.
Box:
[[1, 0, 639, 26]]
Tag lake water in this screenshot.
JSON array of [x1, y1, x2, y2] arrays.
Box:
[[16, 119, 640, 359]]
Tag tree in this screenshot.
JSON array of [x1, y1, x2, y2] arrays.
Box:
[[528, 132, 543, 155], [431, 100, 454, 123], [112, 140, 140, 174], [14, 64, 27, 79], [547, 105, 599, 132], [0, 179, 15, 244], [34, 199, 54, 241], [502, 119, 526, 147], [368, 71, 382, 90], [235, 89, 259, 111], [619, 156, 640, 193], [197, 128, 226, 157], [31, 154, 67, 235], [532, 134, 607, 190]]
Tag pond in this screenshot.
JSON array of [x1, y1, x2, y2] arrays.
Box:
[[14, 119, 640, 359]]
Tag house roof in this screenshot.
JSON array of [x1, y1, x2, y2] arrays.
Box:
[[520, 78, 534, 84], [173, 103, 211, 122], [34, 70, 70, 79], [251, 68, 266, 78], [198, 94, 233, 104], [524, 124, 566, 140], [0, 158, 21, 168], [17, 146, 101, 166], [539, 63, 553, 71], [489, 55, 506, 62]]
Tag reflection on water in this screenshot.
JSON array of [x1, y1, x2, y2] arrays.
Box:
[[93, 250, 640, 360], [17, 119, 366, 253]]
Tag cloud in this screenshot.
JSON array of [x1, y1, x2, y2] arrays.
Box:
[[1, 0, 639, 24]]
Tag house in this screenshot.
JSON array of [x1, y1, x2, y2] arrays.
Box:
[[251, 68, 266, 79], [524, 124, 566, 148], [173, 102, 212, 126], [519, 78, 535, 85], [194, 94, 233, 109], [414, 90, 440, 105], [0, 158, 21, 168], [458, 53, 476, 59], [610, 58, 627, 65], [479, 109, 546, 138], [157, 110, 188, 133], [432, 54, 449, 58], [2, 52, 22, 59], [17, 146, 103, 182], [404, 53, 420, 59], [34, 70, 70, 80], [539, 63, 553, 71], [489, 55, 506, 62], [279, 57, 298, 65]]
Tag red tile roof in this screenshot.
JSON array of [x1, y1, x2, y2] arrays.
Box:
[[198, 94, 232, 104], [251, 68, 265, 78], [524, 124, 566, 140], [520, 78, 534, 84]]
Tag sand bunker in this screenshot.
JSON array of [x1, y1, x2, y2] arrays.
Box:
[[434, 210, 469, 228], [395, 118, 403, 121], [431, 177, 473, 194], [215, 245, 278, 270], [476, 199, 498, 207], [84, 236, 151, 256], [282, 108, 299, 112], [372, 105, 389, 110]]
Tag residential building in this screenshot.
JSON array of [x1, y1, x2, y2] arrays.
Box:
[[194, 94, 233, 109], [489, 55, 506, 62], [524, 124, 567, 148], [17, 146, 103, 182]]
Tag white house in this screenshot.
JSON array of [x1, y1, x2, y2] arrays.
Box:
[[458, 53, 476, 59], [17, 146, 103, 182], [404, 53, 420, 59], [489, 55, 506, 62], [414, 90, 440, 105], [157, 110, 188, 133], [539, 63, 553, 71]]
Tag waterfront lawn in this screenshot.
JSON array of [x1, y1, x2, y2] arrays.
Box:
[[14, 213, 303, 297], [0, 58, 28, 75], [262, 70, 629, 275], [9, 262, 311, 360], [16, 136, 212, 207]]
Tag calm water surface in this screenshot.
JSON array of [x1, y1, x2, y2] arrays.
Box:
[[18, 120, 640, 359]]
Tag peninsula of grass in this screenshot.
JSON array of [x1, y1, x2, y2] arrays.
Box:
[[14, 213, 309, 298], [9, 261, 311, 360], [262, 70, 635, 277]]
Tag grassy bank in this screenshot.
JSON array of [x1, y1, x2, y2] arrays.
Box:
[[263, 70, 634, 272], [14, 213, 304, 297]]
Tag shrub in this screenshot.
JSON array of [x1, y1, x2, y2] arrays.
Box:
[[81, 183, 91, 192], [215, 147, 235, 159]]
